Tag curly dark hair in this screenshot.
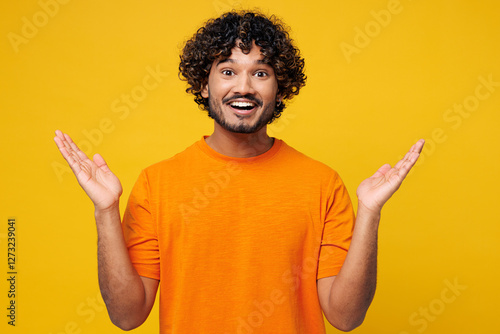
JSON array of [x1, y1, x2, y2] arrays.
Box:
[[179, 10, 306, 122]]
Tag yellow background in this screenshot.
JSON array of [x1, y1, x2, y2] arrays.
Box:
[[1, 0, 499, 333]]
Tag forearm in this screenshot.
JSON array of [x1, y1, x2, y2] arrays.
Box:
[[54, 131, 154, 329], [95, 205, 150, 330], [324, 203, 380, 330], [321, 139, 424, 331]]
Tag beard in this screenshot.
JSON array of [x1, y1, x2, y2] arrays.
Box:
[[207, 92, 276, 134]]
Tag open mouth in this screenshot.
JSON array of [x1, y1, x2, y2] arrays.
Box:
[[229, 101, 257, 113]]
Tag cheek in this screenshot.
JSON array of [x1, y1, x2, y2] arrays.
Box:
[[262, 87, 279, 103], [210, 81, 233, 98], [259, 80, 279, 98]]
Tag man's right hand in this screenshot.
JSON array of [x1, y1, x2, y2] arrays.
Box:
[[54, 130, 157, 330], [54, 130, 122, 211]]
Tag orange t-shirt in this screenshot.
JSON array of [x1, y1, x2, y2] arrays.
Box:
[[122, 137, 355, 333]]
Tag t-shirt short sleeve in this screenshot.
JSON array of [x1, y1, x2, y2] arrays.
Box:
[[122, 170, 160, 280], [317, 173, 355, 279]]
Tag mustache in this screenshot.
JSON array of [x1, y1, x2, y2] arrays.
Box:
[[222, 94, 263, 107]]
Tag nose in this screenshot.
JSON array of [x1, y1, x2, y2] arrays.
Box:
[[233, 72, 255, 95]]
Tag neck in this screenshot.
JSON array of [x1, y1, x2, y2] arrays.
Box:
[[205, 123, 274, 158]]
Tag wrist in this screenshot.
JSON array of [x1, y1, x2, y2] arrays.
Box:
[[94, 203, 120, 220], [357, 200, 382, 217], [356, 201, 382, 230]]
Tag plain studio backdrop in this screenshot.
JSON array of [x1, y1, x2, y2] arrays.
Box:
[[1, 0, 499, 333]]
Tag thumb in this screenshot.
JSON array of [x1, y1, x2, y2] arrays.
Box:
[[93, 153, 112, 173], [371, 163, 392, 178]]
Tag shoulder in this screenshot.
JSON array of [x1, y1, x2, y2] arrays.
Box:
[[278, 141, 340, 178], [141, 140, 203, 178]]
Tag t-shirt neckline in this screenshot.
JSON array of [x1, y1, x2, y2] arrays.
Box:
[[196, 135, 283, 163]]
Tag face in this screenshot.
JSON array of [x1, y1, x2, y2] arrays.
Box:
[[201, 42, 281, 134]]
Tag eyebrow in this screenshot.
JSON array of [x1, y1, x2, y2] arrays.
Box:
[[216, 58, 269, 66]]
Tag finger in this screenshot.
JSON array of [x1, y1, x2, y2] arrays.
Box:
[[54, 130, 69, 150], [394, 139, 424, 170], [54, 131, 85, 175], [54, 129, 64, 141], [63, 132, 79, 153], [53, 134, 66, 151], [393, 152, 410, 170], [60, 132, 77, 156], [62, 132, 92, 164], [54, 132, 75, 163], [410, 139, 425, 153], [395, 151, 420, 178]]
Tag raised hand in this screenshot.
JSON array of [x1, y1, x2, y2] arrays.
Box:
[[54, 130, 123, 211], [356, 139, 425, 214]]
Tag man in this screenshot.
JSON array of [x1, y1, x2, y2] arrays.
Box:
[[54, 11, 424, 333]]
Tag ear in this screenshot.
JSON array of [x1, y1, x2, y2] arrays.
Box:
[[201, 83, 209, 99], [276, 94, 283, 105]]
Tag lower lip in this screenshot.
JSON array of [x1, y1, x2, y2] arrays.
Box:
[[229, 106, 256, 116]]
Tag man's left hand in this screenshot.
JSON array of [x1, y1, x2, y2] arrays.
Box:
[[356, 139, 425, 214]]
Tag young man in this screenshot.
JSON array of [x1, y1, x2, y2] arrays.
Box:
[[54, 11, 424, 333]]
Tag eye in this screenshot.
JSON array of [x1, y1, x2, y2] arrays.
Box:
[[221, 69, 234, 76], [255, 71, 268, 78]]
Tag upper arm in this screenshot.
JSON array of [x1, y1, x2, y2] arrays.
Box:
[[140, 276, 159, 315], [317, 275, 335, 314], [318, 275, 357, 331]]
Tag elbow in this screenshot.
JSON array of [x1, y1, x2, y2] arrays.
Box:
[[109, 312, 146, 331], [115, 324, 136, 332], [325, 312, 366, 332], [111, 318, 142, 331], [333, 319, 364, 332]]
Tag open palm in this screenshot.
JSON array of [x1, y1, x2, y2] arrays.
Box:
[[356, 140, 425, 213], [54, 130, 122, 211]]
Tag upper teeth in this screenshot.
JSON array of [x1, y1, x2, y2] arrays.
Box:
[[231, 102, 254, 107]]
